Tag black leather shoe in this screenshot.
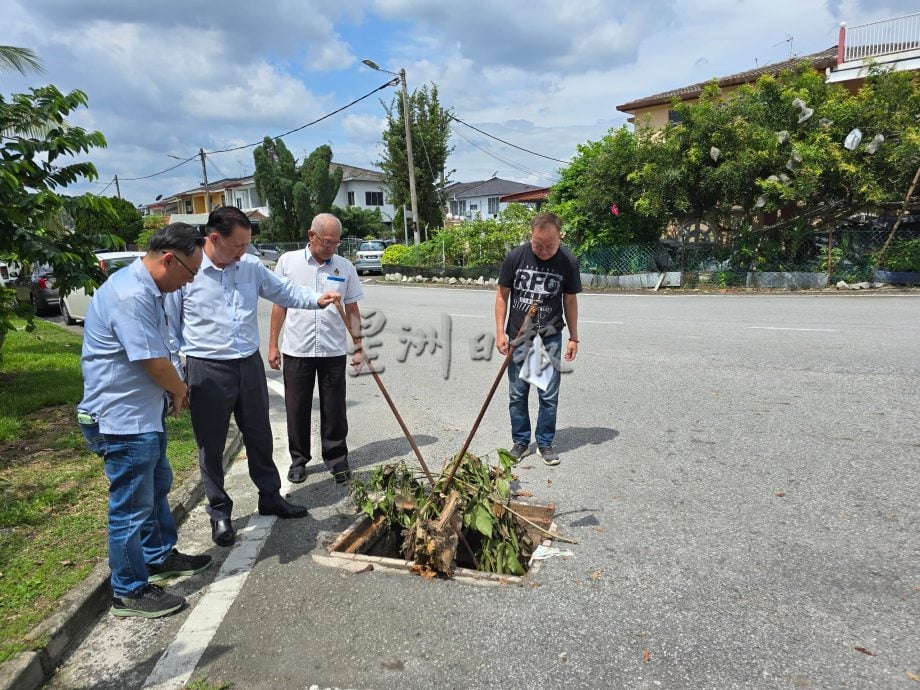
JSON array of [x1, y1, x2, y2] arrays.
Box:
[[210, 518, 235, 546], [258, 496, 308, 519], [333, 468, 352, 484], [287, 464, 307, 484]]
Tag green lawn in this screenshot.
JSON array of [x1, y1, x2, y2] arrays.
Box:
[[0, 320, 199, 663]]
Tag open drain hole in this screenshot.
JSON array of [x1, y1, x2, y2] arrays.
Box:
[[325, 501, 557, 585]]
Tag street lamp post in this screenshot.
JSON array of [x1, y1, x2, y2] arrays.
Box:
[[363, 59, 420, 245]]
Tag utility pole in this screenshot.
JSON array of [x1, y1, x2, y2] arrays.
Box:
[[114, 174, 121, 199], [399, 69, 420, 246], [199, 148, 211, 213]]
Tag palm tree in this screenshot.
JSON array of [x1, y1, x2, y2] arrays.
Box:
[[0, 46, 43, 75]]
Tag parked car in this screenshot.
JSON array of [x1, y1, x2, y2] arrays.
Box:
[[0, 261, 11, 287], [60, 251, 144, 324], [13, 265, 59, 314], [355, 240, 387, 275], [246, 244, 276, 270]]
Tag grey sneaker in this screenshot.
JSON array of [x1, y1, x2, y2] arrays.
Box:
[[148, 549, 212, 583], [508, 442, 531, 461], [111, 584, 185, 618], [538, 445, 560, 466]]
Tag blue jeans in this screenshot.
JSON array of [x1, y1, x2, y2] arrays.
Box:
[[80, 422, 177, 597], [506, 333, 562, 448]]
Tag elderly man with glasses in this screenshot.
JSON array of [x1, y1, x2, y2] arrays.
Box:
[[268, 213, 364, 486], [165, 207, 339, 547]]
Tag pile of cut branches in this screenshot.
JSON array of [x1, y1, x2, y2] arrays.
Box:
[[350, 450, 536, 577]]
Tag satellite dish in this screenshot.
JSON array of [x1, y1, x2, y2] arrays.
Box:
[[155, 194, 163, 200]]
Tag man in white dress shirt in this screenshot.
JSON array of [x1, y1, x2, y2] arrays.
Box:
[[268, 213, 364, 485]]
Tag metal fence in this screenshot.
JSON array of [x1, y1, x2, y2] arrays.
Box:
[[575, 218, 920, 285], [254, 236, 366, 261]]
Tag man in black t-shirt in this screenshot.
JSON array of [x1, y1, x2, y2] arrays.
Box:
[[495, 212, 581, 465]]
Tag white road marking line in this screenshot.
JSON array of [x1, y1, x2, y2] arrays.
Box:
[[448, 313, 487, 318], [142, 515, 279, 690], [748, 326, 838, 332], [580, 320, 623, 324], [143, 378, 290, 690], [266, 378, 286, 397]]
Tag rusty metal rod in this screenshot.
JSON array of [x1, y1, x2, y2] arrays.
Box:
[[334, 300, 436, 486], [438, 301, 541, 496], [335, 301, 478, 567]]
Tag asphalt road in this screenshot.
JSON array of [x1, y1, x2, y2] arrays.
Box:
[[47, 285, 920, 689]]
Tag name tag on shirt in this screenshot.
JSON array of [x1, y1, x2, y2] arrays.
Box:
[[326, 275, 346, 285]]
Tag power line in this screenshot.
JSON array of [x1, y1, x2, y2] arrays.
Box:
[[112, 78, 398, 184], [448, 113, 570, 164], [451, 126, 558, 182]]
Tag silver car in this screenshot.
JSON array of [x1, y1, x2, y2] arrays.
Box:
[[13, 265, 59, 314], [355, 240, 387, 275]]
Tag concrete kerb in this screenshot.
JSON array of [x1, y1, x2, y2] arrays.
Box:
[[0, 422, 244, 690]]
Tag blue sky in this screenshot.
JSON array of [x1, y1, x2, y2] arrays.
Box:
[[3, 0, 917, 207]]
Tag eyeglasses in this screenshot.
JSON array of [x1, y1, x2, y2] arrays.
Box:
[[169, 252, 198, 277], [312, 233, 341, 248]]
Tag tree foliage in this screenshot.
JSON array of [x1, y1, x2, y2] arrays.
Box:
[[1, 84, 121, 340], [253, 139, 343, 241], [384, 203, 534, 268], [376, 83, 452, 236], [550, 66, 920, 249], [73, 195, 143, 247], [332, 204, 389, 239]]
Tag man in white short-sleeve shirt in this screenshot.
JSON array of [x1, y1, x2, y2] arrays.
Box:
[[268, 213, 364, 485]]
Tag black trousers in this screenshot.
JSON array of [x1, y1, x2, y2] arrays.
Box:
[[186, 352, 281, 520], [282, 354, 349, 474]]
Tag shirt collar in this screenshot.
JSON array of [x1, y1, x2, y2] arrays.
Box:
[[131, 256, 163, 298]]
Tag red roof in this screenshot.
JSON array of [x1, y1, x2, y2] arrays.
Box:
[[499, 187, 551, 203]]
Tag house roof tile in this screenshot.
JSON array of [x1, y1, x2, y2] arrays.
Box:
[[445, 177, 542, 199], [616, 46, 838, 113]]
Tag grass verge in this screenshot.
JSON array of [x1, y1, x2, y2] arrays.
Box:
[[0, 320, 199, 663]]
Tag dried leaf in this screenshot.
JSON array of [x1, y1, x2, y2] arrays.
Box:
[[905, 670, 920, 682], [513, 490, 533, 498], [60, 560, 74, 567], [643, 649, 651, 663], [354, 563, 374, 574], [590, 569, 603, 581], [775, 492, 786, 497], [592, 527, 607, 532], [854, 646, 876, 656]]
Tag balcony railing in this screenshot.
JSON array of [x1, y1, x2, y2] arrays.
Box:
[[841, 12, 920, 63]]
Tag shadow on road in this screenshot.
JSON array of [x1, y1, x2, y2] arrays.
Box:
[[553, 425, 619, 453]]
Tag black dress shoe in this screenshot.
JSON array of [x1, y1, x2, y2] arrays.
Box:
[[258, 496, 308, 519], [210, 518, 235, 546], [287, 464, 307, 484], [333, 468, 352, 484]]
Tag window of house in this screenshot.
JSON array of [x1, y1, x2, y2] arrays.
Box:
[[667, 109, 682, 124], [470, 204, 478, 211], [488, 196, 500, 215], [185, 200, 193, 213], [347, 191, 355, 206], [459, 200, 467, 216], [365, 191, 384, 206], [235, 196, 243, 209], [449, 200, 458, 215]]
